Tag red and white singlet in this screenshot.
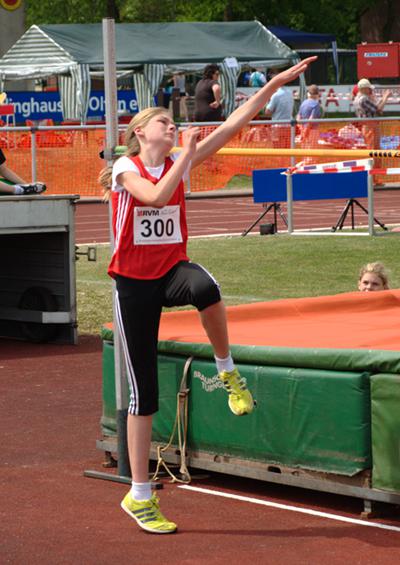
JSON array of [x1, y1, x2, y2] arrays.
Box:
[[108, 155, 189, 280]]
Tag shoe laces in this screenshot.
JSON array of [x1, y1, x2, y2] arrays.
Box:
[[149, 495, 168, 520], [222, 372, 247, 395]]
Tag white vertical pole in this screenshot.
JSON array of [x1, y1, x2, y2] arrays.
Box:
[[102, 18, 130, 477], [286, 171, 294, 234], [30, 129, 37, 182], [367, 159, 374, 236], [290, 120, 296, 168], [103, 18, 118, 159]]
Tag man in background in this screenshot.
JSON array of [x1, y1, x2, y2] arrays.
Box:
[[353, 78, 391, 185], [296, 84, 322, 163], [264, 67, 294, 166], [249, 68, 267, 88], [265, 67, 294, 121]]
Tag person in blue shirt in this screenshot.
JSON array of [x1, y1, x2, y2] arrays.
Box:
[[249, 68, 267, 88], [297, 84, 322, 120], [264, 67, 294, 165], [265, 68, 294, 121], [296, 84, 322, 162]]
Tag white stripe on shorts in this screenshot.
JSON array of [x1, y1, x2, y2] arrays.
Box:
[[115, 288, 140, 415]]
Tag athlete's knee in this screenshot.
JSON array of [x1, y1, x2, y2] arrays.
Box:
[[194, 277, 221, 311], [128, 393, 158, 416]]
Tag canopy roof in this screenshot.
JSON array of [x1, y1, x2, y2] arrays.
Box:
[[267, 25, 336, 45], [0, 20, 298, 79], [0, 21, 302, 123]]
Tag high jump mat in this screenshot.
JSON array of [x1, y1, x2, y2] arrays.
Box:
[[100, 290, 400, 498]]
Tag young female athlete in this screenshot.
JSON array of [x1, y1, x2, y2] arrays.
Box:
[[99, 56, 316, 535]]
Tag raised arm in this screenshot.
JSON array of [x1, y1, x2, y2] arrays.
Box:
[[377, 89, 391, 112], [191, 56, 317, 169]]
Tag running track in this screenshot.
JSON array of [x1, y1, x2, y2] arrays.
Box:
[[2, 337, 400, 564], [75, 190, 400, 244]]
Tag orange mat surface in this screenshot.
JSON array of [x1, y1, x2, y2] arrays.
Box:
[[158, 290, 400, 351]]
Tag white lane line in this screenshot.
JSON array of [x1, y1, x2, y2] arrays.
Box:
[[179, 485, 400, 533], [223, 295, 264, 302]]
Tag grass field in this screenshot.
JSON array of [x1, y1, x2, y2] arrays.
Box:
[[76, 234, 400, 336]]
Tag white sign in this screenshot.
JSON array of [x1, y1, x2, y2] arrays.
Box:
[[224, 57, 239, 69]]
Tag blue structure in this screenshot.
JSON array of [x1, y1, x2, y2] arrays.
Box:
[[253, 169, 368, 203], [248, 168, 384, 235]]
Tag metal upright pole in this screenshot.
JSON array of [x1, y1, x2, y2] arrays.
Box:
[[102, 17, 131, 478], [286, 171, 294, 234], [290, 120, 296, 168], [367, 159, 375, 236], [31, 129, 37, 182]]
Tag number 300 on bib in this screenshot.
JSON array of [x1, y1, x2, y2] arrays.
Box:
[[134, 205, 182, 245]]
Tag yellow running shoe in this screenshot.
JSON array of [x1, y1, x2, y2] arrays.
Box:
[[219, 368, 254, 415], [121, 492, 177, 534]]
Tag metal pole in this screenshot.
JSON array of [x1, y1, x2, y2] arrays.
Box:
[[286, 171, 294, 234], [31, 129, 37, 182], [179, 126, 191, 194], [290, 120, 296, 168], [367, 159, 374, 236], [102, 17, 131, 478]]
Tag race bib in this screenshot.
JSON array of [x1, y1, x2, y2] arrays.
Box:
[[134, 205, 182, 245]]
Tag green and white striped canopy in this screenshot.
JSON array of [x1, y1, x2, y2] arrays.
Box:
[[0, 21, 298, 121]]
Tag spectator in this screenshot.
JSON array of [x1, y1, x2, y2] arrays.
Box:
[[194, 64, 223, 122], [297, 84, 322, 121], [0, 148, 46, 195], [172, 71, 189, 122], [353, 78, 391, 185], [353, 78, 390, 119], [249, 68, 267, 87], [240, 70, 251, 87], [296, 84, 322, 163], [265, 67, 294, 121], [264, 67, 294, 165], [358, 262, 390, 292]]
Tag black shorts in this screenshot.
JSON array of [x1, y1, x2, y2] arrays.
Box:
[[115, 261, 221, 416]]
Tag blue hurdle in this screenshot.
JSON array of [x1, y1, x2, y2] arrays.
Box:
[[250, 166, 384, 235]]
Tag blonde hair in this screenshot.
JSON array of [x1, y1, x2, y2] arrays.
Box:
[[358, 262, 390, 289], [98, 107, 171, 201]]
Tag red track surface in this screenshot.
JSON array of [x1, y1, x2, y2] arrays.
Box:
[[1, 338, 400, 564], [75, 190, 400, 244]]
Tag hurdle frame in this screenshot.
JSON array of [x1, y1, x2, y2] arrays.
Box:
[[284, 161, 377, 236]]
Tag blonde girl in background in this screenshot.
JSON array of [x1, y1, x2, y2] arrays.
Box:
[[99, 56, 316, 535], [358, 262, 390, 292]]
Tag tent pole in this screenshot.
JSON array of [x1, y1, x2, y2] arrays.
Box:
[[102, 17, 131, 479]]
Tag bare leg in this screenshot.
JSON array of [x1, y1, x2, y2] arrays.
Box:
[[123, 412, 177, 533], [127, 414, 152, 483], [199, 300, 229, 358], [0, 181, 15, 194], [200, 300, 254, 416]]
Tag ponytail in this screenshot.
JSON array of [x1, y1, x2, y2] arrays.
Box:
[[98, 165, 113, 202]]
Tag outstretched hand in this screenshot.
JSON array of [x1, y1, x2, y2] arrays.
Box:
[[274, 56, 318, 87]]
